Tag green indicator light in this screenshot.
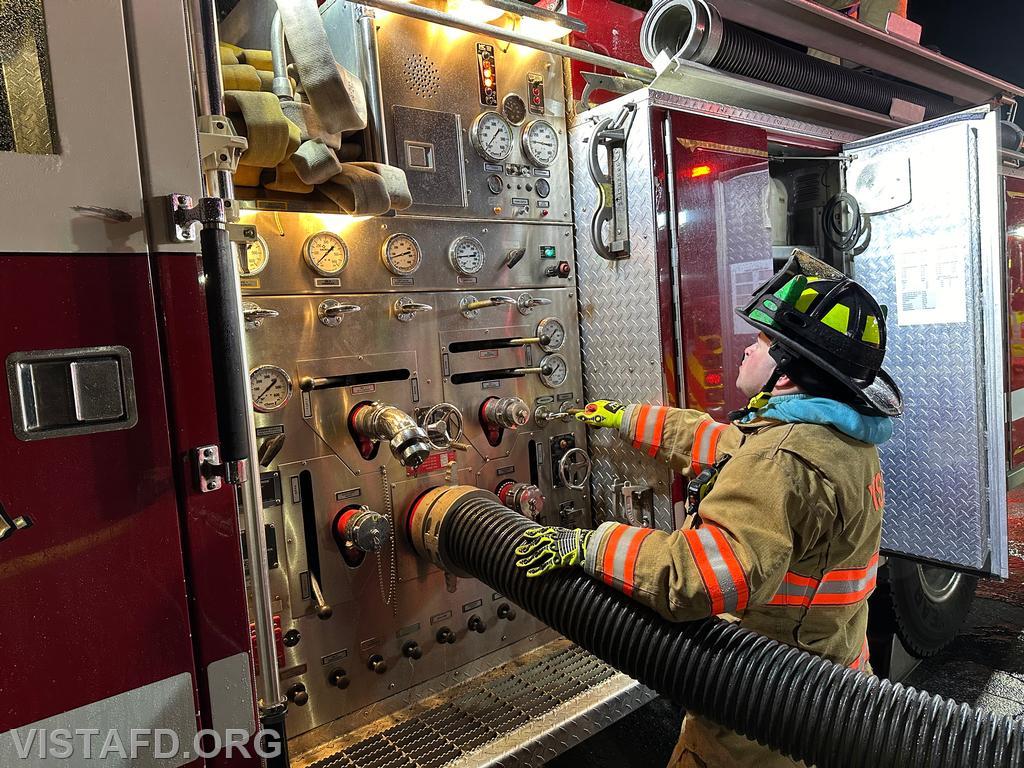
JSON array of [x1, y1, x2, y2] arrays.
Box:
[[541, 246, 556, 259]]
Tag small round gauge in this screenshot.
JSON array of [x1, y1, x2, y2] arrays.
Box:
[[536, 317, 566, 352], [470, 111, 514, 163], [539, 353, 568, 388], [448, 236, 487, 276], [522, 119, 559, 168], [502, 93, 527, 125], [381, 233, 422, 275], [244, 234, 270, 276], [486, 174, 504, 195], [250, 365, 292, 413], [302, 231, 349, 276], [535, 178, 551, 199]]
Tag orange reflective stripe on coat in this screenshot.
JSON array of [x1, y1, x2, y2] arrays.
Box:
[[691, 419, 728, 473], [685, 526, 749, 614], [599, 523, 656, 597], [767, 554, 879, 608], [631, 405, 670, 457]]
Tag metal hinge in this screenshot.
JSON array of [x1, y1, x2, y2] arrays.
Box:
[[192, 444, 248, 493], [168, 194, 257, 247], [198, 114, 247, 174]]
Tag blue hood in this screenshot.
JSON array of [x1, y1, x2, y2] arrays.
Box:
[[741, 394, 893, 445]]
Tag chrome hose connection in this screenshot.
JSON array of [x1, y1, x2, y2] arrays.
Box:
[[351, 402, 432, 468]]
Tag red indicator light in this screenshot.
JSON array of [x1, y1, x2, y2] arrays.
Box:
[[690, 165, 713, 178], [704, 371, 723, 387]]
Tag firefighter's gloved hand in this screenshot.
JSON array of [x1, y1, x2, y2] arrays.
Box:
[[515, 526, 593, 578], [576, 400, 626, 429]]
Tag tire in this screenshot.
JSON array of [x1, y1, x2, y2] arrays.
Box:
[[886, 556, 978, 658]]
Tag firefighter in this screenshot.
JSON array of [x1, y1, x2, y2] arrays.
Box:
[[514, 251, 901, 768], [814, 0, 908, 31]]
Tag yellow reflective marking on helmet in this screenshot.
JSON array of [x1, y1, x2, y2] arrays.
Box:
[[821, 304, 850, 333], [794, 288, 818, 313], [862, 314, 881, 345]]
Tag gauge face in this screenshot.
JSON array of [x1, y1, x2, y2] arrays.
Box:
[[536, 317, 566, 352], [502, 93, 527, 125], [448, 236, 487, 276], [302, 232, 349, 276], [539, 353, 568, 388], [244, 234, 270, 276], [522, 119, 559, 167], [381, 233, 422, 275], [471, 111, 514, 163], [486, 174, 503, 195], [250, 365, 292, 413], [535, 178, 551, 199]]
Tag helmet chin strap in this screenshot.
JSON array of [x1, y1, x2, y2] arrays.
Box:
[[729, 343, 796, 421]]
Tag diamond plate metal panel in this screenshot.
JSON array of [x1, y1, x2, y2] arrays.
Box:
[[570, 94, 676, 530], [302, 642, 654, 768], [0, 0, 56, 154], [846, 108, 1007, 574]]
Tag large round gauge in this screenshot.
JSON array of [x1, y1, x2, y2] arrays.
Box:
[[244, 234, 270, 276], [448, 236, 487, 276], [250, 365, 292, 413], [302, 231, 349, 276], [536, 317, 566, 352], [522, 119, 559, 168], [502, 93, 527, 125], [470, 111, 514, 163], [381, 233, 422, 275], [539, 353, 568, 389]]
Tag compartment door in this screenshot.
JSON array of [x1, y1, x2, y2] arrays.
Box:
[[844, 106, 1007, 576]]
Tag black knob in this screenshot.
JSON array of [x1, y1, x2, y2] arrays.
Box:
[[497, 603, 517, 621], [368, 654, 388, 674], [282, 628, 301, 647], [328, 668, 350, 689], [436, 627, 456, 644], [316, 604, 333, 620], [402, 641, 423, 660], [545, 261, 571, 279], [286, 683, 308, 706], [467, 615, 486, 633]]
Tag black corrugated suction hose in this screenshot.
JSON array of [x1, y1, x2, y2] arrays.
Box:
[[697, 19, 953, 119], [436, 494, 1024, 768]]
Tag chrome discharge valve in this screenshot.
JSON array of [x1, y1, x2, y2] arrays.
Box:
[[496, 480, 545, 520], [334, 505, 391, 554], [350, 402, 432, 467], [481, 397, 530, 430]]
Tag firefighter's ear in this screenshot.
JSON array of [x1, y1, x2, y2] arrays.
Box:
[[774, 372, 798, 391]]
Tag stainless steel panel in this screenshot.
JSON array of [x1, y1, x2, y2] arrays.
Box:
[[845, 106, 1008, 576], [571, 93, 676, 531], [237, 211, 574, 295], [391, 106, 468, 208]]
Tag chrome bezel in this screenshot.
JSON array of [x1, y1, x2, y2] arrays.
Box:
[[244, 233, 270, 276], [470, 110, 514, 163], [501, 93, 527, 125], [447, 235, 487, 276], [381, 233, 423, 275], [536, 317, 566, 352], [539, 353, 568, 388], [302, 231, 349, 276], [249, 364, 293, 413], [521, 119, 559, 168]]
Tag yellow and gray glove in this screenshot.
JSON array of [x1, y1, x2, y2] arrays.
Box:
[[575, 399, 626, 429], [515, 526, 593, 578]]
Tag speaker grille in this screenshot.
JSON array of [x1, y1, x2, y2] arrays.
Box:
[[403, 53, 441, 98]]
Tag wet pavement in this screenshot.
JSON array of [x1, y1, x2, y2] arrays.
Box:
[[551, 489, 1024, 766]]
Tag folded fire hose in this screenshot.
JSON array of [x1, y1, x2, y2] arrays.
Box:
[[409, 486, 1024, 768]]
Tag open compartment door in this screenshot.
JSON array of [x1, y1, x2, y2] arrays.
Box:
[[844, 106, 1008, 577]]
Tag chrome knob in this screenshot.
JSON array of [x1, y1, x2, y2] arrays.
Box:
[[242, 301, 279, 329], [394, 296, 433, 322], [318, 299, 361, 327]]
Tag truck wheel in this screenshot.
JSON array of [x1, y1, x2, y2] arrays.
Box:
[[887, 557, 977, 658]]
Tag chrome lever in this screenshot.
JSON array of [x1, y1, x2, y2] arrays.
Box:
[[318, 299, 361, 327], [242, 301, 279, 329], [393, 296, 433, 322], [460, 295, 516, 318], [517, 293, 553, 315], [309, 573, 333, 620]]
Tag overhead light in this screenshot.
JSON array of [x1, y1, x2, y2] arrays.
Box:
[[517, 15, 570, 41], [447, 0, 504, 24]]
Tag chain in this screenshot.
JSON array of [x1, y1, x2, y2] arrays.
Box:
[[377, 465, 398, 614]]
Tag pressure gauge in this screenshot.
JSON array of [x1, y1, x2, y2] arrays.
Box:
[[448, 236, 487, 276], [250, 365, 292, 413], [470, 111, 514, 163], [502, 94, 527, 125], [381, 233, 422, 275], [536, 317, 566, 352], [302, 231, 349, 276], [243, 234, 270, 276], [539, 354, 568, 388], [522, 119, 559, 167]]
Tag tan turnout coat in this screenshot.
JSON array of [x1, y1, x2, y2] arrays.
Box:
[[582, 403, 885, 767]]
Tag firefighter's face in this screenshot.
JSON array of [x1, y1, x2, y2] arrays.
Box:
[[736, 333, 779, 397]]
